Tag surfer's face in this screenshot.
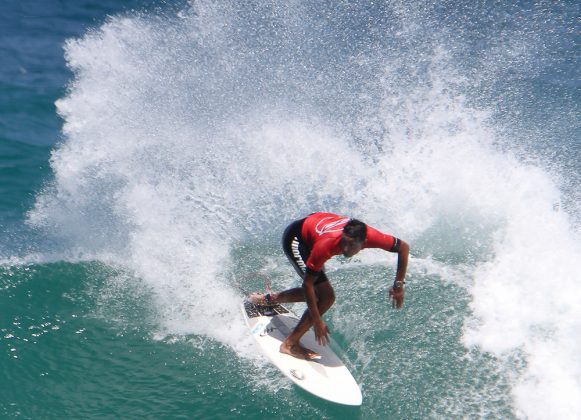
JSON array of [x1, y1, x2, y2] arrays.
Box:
[[341, 235, 364, 257]]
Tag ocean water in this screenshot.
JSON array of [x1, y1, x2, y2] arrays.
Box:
[[1, 1, 579, 418]]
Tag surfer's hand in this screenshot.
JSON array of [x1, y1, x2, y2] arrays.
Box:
[[389, 285, 405, 309], [314, 319, 330, 346]]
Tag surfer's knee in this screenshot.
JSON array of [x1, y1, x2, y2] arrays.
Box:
[[323, 291, 335, 307], [317, 287, 335, 312]]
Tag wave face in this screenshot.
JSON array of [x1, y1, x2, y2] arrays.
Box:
[[26, 1, 579, 418]]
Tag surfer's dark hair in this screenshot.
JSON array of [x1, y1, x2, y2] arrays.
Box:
[[343, 219, 367, 242]]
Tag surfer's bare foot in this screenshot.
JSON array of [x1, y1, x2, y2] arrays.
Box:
[[280, 342, 321, 360], [248, 292, 276, 306]]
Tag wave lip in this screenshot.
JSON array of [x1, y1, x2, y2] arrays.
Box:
[[22, 1, 580, 418]]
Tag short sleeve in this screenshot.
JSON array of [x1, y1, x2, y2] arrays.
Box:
[[364, 226, 396, 251]]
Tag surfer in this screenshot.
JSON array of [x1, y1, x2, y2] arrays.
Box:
[[249, 212, 409, 360]]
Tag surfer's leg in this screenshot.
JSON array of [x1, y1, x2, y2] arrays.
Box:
[[252, 218, 311, 306], [280, 281, 335, 359], [263, 271, 332, 304], [248, 287, 304, 305], [271, 287, 304, 303]]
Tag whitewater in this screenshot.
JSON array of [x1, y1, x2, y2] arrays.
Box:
[[1, 1, 578, 418]]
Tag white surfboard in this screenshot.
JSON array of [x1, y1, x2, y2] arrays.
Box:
[[242, 301, 363, 406]]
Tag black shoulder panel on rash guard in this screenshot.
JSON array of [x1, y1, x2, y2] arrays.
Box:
[[390, 237, 401, 252]]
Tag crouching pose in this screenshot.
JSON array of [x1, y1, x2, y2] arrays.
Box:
[[250, 212, 409, 360]]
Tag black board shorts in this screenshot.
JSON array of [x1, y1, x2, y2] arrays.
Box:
[[282, 218, 329, 285]]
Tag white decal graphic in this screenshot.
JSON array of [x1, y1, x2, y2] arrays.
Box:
[[292, 237, 307, 269], [315, 217, 350, 236]]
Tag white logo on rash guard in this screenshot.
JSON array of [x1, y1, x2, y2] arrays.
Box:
[[291, 237, 306, 269], [315, 217, 350, 236]]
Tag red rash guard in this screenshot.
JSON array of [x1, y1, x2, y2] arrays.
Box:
[[301, 212, 397, 274]]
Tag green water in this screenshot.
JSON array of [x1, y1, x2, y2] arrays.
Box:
[[1, 259, 518, 419]]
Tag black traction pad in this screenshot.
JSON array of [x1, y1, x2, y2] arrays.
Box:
[[244, 301, 290, 318]]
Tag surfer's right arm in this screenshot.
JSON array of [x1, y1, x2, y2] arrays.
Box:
[[302, 273, 330, 346]]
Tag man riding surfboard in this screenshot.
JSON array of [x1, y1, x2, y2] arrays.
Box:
[[249, 212, 409, 360]]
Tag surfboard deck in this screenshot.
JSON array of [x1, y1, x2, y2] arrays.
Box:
[[242, 301, 363, 406]]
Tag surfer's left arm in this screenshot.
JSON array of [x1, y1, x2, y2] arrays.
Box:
[[364, 227, 409, 308], [388, 239, 409, 309]]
